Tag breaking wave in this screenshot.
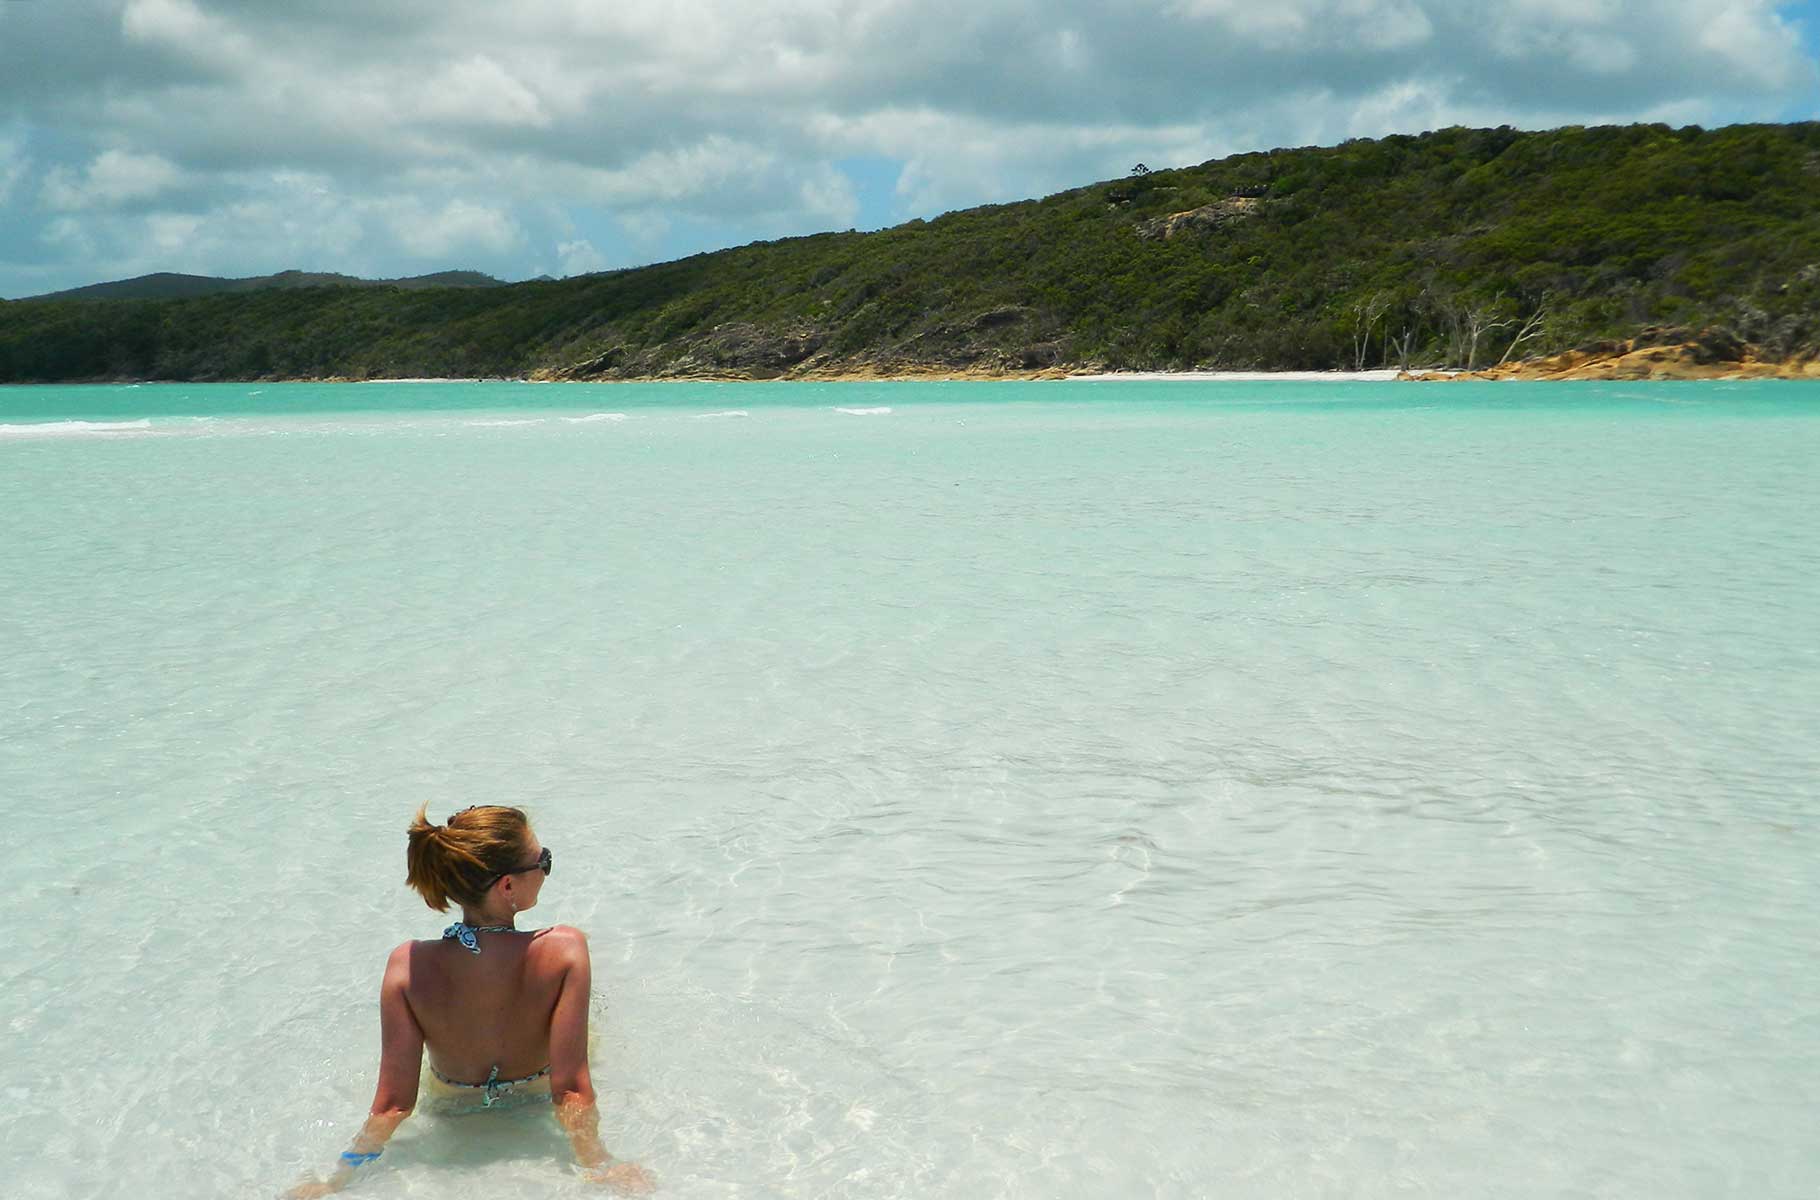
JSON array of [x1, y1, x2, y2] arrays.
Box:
[[0, 419, 155, 439]]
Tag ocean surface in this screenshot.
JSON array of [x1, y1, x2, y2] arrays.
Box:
[[2, 379, 1817, 1199]]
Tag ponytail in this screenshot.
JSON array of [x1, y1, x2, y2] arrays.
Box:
[[405, 803, 532, 911]]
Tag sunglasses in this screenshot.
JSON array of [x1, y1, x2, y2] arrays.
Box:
[[488, 846, 552, 888]]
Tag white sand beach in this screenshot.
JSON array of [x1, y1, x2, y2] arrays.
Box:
[[1067, 369, 1403, 382]]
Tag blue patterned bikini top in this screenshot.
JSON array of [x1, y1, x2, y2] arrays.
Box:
[[441, 922, 525, 954]]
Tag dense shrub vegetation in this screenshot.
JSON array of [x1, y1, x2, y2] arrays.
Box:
[[3, 122, 1818, 381]]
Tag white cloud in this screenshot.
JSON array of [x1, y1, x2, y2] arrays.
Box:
[[1165, 0, 1433, 51], [556, 238, 608, 276], [0, 135, 27, 207], [119, 0, 254, 65], [616, 210, 672, 247], [798, 166, 860, 229], [41, 149, 183, 210], [144, 211, 203, 255], [411, 55, 551, 129], [26, 176, 525, 284], [41, 216, 96, 257], [536, 136, 858, 230], [1692, 0, 1810, 88], [568, 136, 785, 206], [0, 0, 1815, 295], [388, 198, 524, 260], [120, 0, 215, 46], [814, 108, 1220, 216]]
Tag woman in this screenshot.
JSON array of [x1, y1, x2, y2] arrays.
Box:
[[288, 805, 654, 1195]]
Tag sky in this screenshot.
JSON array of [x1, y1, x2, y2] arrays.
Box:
[[0, 0, 1816, 298]]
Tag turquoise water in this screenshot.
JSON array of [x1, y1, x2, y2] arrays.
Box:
[[2, 380, 1817, 1198]]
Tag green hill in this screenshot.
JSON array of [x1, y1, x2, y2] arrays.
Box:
[[3, 122, 1818, 382], [26, 269, 506, 302]]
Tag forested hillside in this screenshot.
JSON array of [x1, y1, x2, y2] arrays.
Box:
[[3, 122, 1818, 381], [28, 270, 507, 303]]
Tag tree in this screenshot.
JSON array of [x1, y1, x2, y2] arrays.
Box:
[[1346, 291, 1392, 370], [1386, 326, 1419, 372], [1463, 302, 1514, 371], [1496, 296, 1552, 365], [1430, 288, 1516, 370]]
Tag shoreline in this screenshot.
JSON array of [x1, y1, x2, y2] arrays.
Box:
[[8, 361, 1820, 387], [1403, 331, 1820, 383], [9, 369, 1406, 386], [1066, 369, 1402, 383]]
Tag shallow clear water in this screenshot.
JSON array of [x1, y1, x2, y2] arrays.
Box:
[[2, 380, 1817, 1199]]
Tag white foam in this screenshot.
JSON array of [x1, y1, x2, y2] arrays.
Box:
[[694, 410, 749, 420], [562, 412, 629, 423], [0, 419, 154, 439], [834, 406, 892, 416], [461, 418, 546, 427]]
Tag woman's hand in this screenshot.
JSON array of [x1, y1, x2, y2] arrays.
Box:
[[582, 1159, 657, 1193], [280, 1172, 342, 1199]]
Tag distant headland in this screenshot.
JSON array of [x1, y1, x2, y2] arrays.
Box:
[[21, 269, 508, 304], [4, 122, 1818, 384]]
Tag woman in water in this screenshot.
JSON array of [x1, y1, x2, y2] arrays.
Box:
[[287, 805, 653, 1195]]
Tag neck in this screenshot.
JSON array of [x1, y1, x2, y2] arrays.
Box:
[[457, 903, 516, 928]]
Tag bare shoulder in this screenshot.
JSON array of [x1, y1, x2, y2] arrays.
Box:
[[530, 925, 590, 967], [381, 941, 416, 994]]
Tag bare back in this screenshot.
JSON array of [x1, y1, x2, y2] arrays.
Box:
[[396, 926, 587, 1083], [297, 810, 654, 1195]]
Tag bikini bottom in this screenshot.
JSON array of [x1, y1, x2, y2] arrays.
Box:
[[424, 1062, 552, 1115]]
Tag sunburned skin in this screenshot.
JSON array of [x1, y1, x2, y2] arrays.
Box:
[[285, 827, 654, 1196]]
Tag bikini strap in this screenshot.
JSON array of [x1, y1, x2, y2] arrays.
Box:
[[441, 921, 519, 954]]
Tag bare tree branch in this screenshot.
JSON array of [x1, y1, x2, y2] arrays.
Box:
[[1496, 297, 1552, 366]]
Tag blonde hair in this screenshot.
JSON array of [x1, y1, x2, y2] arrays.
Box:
[[405, 804, 533, 911]]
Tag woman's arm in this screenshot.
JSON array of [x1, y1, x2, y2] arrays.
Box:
[[284, 945, 423, 1198], [546, 928, 653, 1192]]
